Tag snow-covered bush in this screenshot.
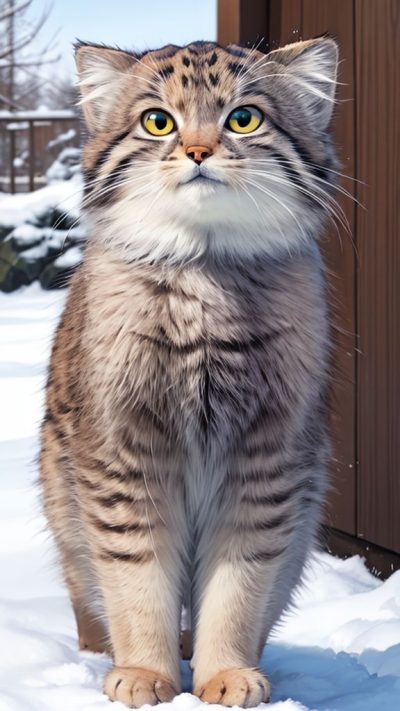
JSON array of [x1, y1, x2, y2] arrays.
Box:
[[0, 174, 85, 292], [46, 146, 82, 183]]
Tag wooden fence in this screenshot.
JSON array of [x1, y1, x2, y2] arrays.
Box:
[[0, 110, 81, 193]]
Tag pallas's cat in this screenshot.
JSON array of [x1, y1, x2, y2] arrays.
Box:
[[40, 38, 338, 707]]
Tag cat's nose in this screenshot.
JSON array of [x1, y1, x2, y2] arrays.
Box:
[[185, 145, 213, 165]]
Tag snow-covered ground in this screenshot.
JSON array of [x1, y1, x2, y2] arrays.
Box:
[[0, 284, 400, 711]]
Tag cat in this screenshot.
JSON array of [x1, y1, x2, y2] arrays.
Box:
[[40, 37, 338, 707]]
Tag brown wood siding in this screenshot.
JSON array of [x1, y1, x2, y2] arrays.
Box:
[[355, 0, 400, 552], [218, 0, 268, 48], [300, 0, 358, 536]]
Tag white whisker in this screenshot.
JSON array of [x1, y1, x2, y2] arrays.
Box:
[[240, 175, 308, 244], [244, 168, 351, 234]]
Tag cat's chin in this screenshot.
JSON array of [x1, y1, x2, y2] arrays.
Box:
[[177, 176, 227, 195]]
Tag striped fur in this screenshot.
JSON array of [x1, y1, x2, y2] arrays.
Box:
[[40, 38, 338, 707]]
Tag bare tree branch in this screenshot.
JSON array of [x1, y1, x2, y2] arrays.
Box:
[[0, 54, 60, 69], [0, 0, 61, 109], [0, 90, 21, 109], [0, 3, 53, 60], [0, 0, 32, 24]]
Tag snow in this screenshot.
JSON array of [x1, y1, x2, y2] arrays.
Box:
[[13, 150, 29, 167], [0, 110, 76, 120], [47, 129, 77, 150], [0, 175, 82, 228], [46, 148, 81, 183], [53, 246, 83, 268], [8, 224, 47, 246], [6, 224, 85, 250], [0, 284, 399, 711]]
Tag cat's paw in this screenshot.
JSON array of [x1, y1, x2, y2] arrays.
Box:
[[104, 666, 177, 707], [195, 667, 270, 707]]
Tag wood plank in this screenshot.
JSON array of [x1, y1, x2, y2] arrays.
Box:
[[355, 0, 400, 552], [218, 0, 268, 47], [239, 0, 269, 49], [299, 0, 357, 535], [268, 0, 302, 48], [218, 0, 241, 45]]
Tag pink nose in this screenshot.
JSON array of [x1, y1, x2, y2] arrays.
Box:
[[185, 145, 213, 165]]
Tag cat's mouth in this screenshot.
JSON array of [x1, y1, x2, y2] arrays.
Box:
[[178, 167, 226, 188]]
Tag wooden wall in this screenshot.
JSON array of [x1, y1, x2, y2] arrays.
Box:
[[355, 0, 400, 552], [218, 0, 400, 562]]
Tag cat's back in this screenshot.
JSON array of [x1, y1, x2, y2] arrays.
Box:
[[44, 266, 88, 426]]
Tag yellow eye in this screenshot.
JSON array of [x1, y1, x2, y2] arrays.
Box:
[[142, 109, 175, 136], [226, 106, 263, 134]]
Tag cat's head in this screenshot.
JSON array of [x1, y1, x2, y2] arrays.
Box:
[[76, 38, 339, 263]]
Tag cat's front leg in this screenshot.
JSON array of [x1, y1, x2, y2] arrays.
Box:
[[100, 548, 181, 707], [191, 458, 317, 706], [76, 447, 187, 707], [191, 548, 273, 707]]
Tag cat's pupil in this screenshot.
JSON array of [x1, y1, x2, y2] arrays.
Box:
[[235, 109, 251, 127], [152, 112, 167, 130]]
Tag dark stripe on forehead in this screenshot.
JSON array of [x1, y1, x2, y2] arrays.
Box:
[[226, 45, 249, 58], [240, 87, 281, 116], [228, 61, 243, 75], [151, 44, 180, 60], [207, 51, 218, 66], [188, 41, 217, 54], [134, 91, 163, 103], [159, 65, 174, 78]]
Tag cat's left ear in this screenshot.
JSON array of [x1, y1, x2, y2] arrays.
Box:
[[268, 37, 339, 129], [74, 41, 137, 133]]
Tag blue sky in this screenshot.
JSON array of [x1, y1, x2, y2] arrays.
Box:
[[35, 0, 217, 77]]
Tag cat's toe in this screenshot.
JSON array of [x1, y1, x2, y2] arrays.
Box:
[[195, 668, 270, 707], [104, 666, 178, 707]]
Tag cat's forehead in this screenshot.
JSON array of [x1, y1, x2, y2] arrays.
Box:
[[137, 41, 253, 113]]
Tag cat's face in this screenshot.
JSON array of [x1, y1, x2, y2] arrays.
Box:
[[76, 39, 338, 263]]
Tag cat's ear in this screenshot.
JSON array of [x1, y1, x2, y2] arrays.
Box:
[[75, 41, 136, 132], [268, 37, 338, 129]]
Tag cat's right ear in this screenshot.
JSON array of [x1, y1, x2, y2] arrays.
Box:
[[74, 41, 136, 133], [267, 37, 338, 129]]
